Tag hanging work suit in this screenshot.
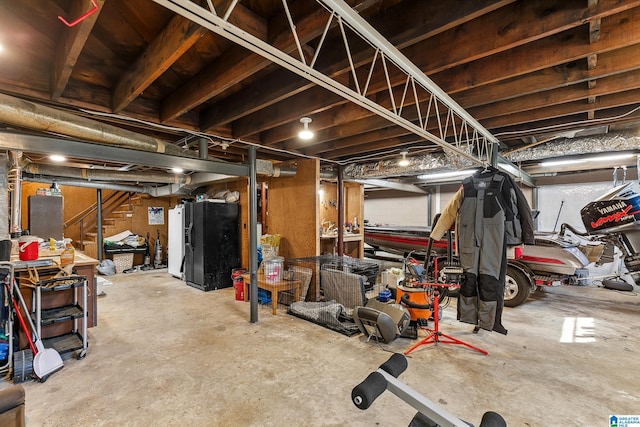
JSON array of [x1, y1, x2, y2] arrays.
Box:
[[431, 167, 534, 334]]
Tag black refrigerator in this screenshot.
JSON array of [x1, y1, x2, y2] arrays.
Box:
[[184, 201, 240, 291]]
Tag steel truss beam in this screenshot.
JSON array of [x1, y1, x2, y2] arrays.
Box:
[[152, 0, 497, 167]]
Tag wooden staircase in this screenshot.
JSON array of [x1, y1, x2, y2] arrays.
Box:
[[69, 192, 148, 259]]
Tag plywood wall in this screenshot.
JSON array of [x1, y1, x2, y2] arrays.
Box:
[[319, 182, 338, 232], [345, 182, 364, 232], [266, 158, 320, 260], [319, 181, 364, 230]]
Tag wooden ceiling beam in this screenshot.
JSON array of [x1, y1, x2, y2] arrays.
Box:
[[307, 126, 411, 156], [51, 0, 105, 100], [321, 135, 422, 161], [481, 88, 640, 130], [469, 70, 640, 121], [452, 43, 640, 109], [239, 1, 640, 144], [112, 14, 208, 113], [489, 104, 640, 142], [281, 114, 392, 152], [434, 6, 640, 95], [231, 87, 348, 139]]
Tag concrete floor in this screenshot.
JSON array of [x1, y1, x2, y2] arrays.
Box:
[[2, 269, 639, 426]]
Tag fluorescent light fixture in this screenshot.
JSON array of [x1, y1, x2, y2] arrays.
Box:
[[593, 153, 636, 162], [50, 155, 66, 162], [398, 151, 409, 167], [171, 167, 184, 173], [417, 169, 476, 180], [298, 117, 314, 140], [540, 153, 635, 167], [540, 159, 586, 167], [0, 44, 4, 53]]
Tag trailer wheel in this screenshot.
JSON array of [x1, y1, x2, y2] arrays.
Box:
[[504, 265, 531, 307]]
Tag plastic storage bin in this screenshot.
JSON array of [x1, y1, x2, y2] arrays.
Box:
[[263, 257, 284, 283]]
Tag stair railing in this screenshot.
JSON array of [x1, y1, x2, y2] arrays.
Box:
[[65, 191, 135, 250]]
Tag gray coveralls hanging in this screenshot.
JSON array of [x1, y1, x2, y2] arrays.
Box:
[[458, 172, 508, 332], [431, 167, 534, 334]]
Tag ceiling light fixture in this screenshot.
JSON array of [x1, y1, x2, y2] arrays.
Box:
[[398, 151, 410, 167], [171, 167, 184, 173], [540, 153, 636, 167], [298, 117, 314, 140], [417, 169, 476, 181], [50, 155, 66, 162]]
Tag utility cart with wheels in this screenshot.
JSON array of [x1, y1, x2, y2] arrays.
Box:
[[32, 276, 88, 360]]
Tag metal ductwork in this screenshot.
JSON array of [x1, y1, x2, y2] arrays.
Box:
[[0, 92, 297, 194], [0, 92, 190, 157], [504, 132, 640, 163], [343, 151, 474, 180], [23, 162, 192, 185], [22, 175, 152, 193], [148, 173, 237, 197], [344, 132, 639, 182]]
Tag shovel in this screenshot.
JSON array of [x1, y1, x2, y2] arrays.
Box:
[[10, 279, 64, 380]]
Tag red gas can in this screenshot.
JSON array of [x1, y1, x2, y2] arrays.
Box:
[[233, 277, 244, 301], [231, 268, 247, 301]]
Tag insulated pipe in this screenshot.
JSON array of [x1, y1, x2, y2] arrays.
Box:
[[23, 163, 191, 185], [9, 151, 22, 237], [22, 175, 147, 193], [0, 92, 189, 157]]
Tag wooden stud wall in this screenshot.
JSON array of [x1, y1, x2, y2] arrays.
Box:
[[318, 180, 364, 257]]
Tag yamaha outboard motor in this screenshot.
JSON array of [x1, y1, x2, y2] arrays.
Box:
[[581, 182, 640, 276]]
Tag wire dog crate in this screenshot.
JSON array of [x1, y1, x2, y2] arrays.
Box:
[[287, 255, 381, 299], [286, 255, 382, 336]]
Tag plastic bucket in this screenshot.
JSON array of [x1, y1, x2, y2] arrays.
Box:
[[18, 236, 39, 261], [263, 256, 284, 283], [231, 268, 247, 280]]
